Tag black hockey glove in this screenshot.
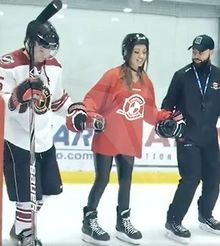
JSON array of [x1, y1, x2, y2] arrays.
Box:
[[66, 102, 87, 132], [155, 119, 185, 138], [8, 78, 44, 111], [86, 112, 105, 132]]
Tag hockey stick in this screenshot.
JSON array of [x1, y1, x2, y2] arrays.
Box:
[[36, 0, 63, 23], [28, 0, 62, 244]]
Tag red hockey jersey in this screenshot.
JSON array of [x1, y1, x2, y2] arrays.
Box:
[[84, 66, 167, 158]]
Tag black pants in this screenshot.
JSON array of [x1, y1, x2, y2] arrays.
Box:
[[167, 138, 220, 223], [87, 153, 134, 211], [4, 140, 63, 202]]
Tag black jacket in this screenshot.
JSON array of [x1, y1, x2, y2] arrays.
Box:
[[162, 63, 220, 145]]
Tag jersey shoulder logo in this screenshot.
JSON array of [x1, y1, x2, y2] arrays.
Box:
[[0, 54, 14, 64], [116, 94, 145, 120]]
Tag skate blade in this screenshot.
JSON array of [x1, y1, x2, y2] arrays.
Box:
[[199, 223, 220, 235], [115, 231, 142, 245], [81, 233, 110, 246], [16, 240, 41, 246], [165, 230, 190, 244]]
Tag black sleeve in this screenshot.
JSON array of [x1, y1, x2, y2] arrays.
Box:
[[161, 71, 182, 111]]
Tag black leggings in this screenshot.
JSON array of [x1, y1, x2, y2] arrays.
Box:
[[87, 153, 134, 211]]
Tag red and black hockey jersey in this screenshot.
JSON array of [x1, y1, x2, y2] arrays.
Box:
[[84, 66, 167, 158], [0, 49, 72, 152]]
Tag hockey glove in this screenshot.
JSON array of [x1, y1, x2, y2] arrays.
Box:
[[172, 121, 185, 138], [155, 119, 185, 138], [66, 103, 87, 132], [8, 78, 44, 111], [86, 112, 105, 132]]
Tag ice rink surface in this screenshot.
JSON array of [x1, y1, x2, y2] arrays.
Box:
[[2, 183, 220, 245]]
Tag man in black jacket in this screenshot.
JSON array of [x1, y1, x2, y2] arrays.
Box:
[[161, 34, 220, 244]]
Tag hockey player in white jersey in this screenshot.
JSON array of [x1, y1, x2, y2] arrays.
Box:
[[0, 19, 87, 245]]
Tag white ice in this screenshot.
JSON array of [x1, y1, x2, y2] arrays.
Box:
[[2, 183, 220, 245]]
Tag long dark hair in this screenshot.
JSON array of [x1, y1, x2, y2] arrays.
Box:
[[120, 52, 149, 90]]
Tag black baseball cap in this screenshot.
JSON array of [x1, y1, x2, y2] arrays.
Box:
[[188, 34, 214, 52]]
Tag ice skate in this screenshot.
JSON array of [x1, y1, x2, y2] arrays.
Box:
[[10, 224, 42, 246], [199, 214, 220, 235], [115, 206, 142, 245], [81, 206, 110, 245], [165, 221, 191, 244]]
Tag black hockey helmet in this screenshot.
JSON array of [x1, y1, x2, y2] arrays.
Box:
[[122, 33, 149, 62], [24, 19, 59, 51]]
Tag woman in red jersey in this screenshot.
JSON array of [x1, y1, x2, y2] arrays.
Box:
[[81, 33, 170, 245]]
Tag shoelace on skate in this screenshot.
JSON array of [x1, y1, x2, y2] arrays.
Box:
[[173, 222, 188, 232], [122, 218, 138, 234], [207, 217, 219, 225], [90, 218, 106, 235]]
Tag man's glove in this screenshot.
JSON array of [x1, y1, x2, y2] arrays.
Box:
[[8, 77, 44, 111], [66, 103, 87, 132], [155, 119, 185, 138], [86, 112, 105, 132]]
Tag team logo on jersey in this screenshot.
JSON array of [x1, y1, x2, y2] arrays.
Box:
[[34, 87, 51, 114], [0, 54, 14, 64], [116, 94, 145, 120], [210, 82, 220, 90], [0, 76, 5, 93]]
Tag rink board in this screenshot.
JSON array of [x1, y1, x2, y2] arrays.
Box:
[[52, 115, 220, 184]]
